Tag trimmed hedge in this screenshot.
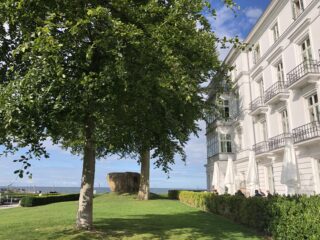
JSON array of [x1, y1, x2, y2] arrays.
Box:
[[171, 191, 320, 239], [2, 193, 60, 199], [168, 190, 183, 200], [20, 194, 80, 207], [168, 189, 203, 200]]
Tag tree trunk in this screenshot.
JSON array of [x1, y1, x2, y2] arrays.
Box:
[[138, 150, 150, 200], [76, 118, 96, 230]]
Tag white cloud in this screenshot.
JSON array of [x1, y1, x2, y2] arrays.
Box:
[[206, 5, 263, 60], [206, 6, 242, 60], [244, 7, 263, 24]]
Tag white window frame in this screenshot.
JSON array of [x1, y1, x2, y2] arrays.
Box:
[[253, 44, 261, 64], [233, 64, 238, 81], [271, 22, 280, 43], [220, 134, 232, 153], [207, 133, 219, 157], [206, 113, 214, 124], [276, 61, 285, 83], [258, 78, 264, 98], [261, 120, 268, 142], [281, 109, 290, 133], [264, 165, 275, 194], [236, 127, 242, 152], [292, 0, 304, 20], [218, 99, 230, 119], [307, 93, 320, 123], [300, 36, 312, 62]]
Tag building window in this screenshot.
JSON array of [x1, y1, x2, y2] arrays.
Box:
[[253, 44, 261, 64], [207, 134, 219, 157], [236, 98, 240, 117], [266, 165, 275, 193], [259, 79, 264, 98], [233, 64, 237, 81], [236, 128, 242, 151], [261, 120, 268, 141], [308, 94, 320, 122], [318, 159, 320, 187], [219, 99, 230, 119], [272, 22, 280, 42], [277, 61, 285, 82], [301, 37, 313, 62], [281, 109, 290, 133], [292, 0, 304, 19], [206, 113, 215, 124], [220, 134, 232, 153]]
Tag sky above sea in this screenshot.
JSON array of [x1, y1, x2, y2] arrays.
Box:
[[0, 0, 270, 189]]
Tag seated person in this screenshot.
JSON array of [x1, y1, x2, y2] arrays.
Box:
[[254, 189, 262, 197], [259, 189, 266, 197], [235, 190, 245, 197]]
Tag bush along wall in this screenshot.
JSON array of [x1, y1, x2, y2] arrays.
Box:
[[171, 191, 320, 239], [168, 190, 204, 200], [20, 194, 80, 207]]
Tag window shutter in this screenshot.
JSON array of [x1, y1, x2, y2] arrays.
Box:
[[300, 0, 304, 11], [291, 0, 296, 20]]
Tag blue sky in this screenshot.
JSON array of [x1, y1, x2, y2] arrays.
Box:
[[0, 0, 270, 189]]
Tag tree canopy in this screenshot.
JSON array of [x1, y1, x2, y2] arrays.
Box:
[[0, 0, 235, 230]]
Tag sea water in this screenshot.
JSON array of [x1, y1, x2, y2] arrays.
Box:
[[0, 186, 173, 194]]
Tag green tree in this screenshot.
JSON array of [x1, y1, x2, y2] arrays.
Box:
[[0, 0, 236, 230], [111, 0, 234, 200]]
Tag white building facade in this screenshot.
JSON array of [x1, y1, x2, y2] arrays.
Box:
[[206, 0, 320, 195]]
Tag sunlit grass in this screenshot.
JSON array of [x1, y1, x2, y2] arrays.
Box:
[[0, 193, 262, 240]]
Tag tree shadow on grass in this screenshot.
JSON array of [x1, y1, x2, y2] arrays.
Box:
[[46, 211, 262, 240]]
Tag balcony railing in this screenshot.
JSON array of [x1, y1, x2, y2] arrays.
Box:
[[264, 81, 287, 103], [292, 121, 320, 143], [268, 133, 292, 151], [253, 141, 269, 155], [286, 59, 320, 87], [250, 97, 265, 112]]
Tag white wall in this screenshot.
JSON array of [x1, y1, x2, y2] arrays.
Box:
[[207, 0, 320, 195]]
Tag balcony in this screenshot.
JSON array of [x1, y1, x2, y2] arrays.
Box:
[[268, 133, 292, 151], [286, 60, 320, 89], [264, 81, 289, 105], [293, 121, 320, 144], [250, 97, 268, 116], [253, 141, 269, 155]]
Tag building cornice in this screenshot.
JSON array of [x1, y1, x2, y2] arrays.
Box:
[[288, 18, 311, 42], [245, 0, 289, 44], [248, 0, 319, 74], [224, 0, 319, 67], [266, 46, 283, 64], [234, 71, 249, 82], [224, 0, 288, 64], [251, 66, 264, 80]]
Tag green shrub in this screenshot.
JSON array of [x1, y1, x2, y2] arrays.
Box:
[[20, 194, 79, 207], [174, 191, 320, 239], [268, 195, 320, 240], [3, 193, 60, 199], [167, 189, 204, 200], [168, 190, 183, 200]]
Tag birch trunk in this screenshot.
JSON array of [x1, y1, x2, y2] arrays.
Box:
[[76, 119, 96, 230], [137, 150, 150, 200]]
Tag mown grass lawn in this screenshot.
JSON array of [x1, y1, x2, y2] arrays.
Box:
[[0, 193, 262, 240]]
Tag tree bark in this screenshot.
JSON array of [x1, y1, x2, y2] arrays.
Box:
[[137, 150, 150, 200], [76, 118, 96, 230]]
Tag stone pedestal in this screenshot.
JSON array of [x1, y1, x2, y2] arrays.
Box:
[[107, 172, 140, 193]]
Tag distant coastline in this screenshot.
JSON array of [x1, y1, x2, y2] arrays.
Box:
[[0, 186, 194, 194]]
